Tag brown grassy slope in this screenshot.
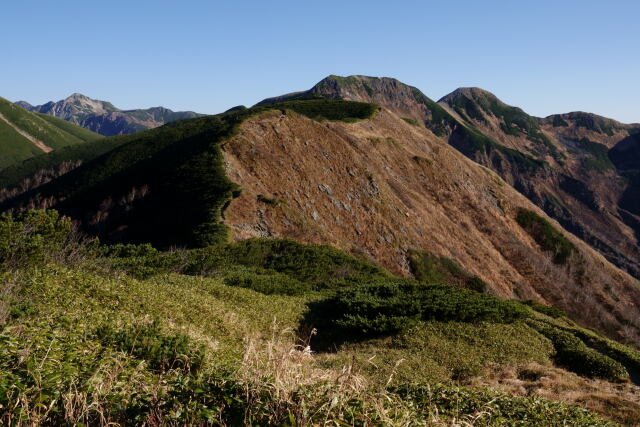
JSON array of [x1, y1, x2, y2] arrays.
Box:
[[221, 108, 640, 345], [273, 75, 640, 280], [471, 363, 640, 426]]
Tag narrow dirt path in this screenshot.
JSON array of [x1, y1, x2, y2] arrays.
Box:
[[0, 111, 52, 153]]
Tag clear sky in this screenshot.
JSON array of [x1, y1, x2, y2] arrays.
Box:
[[2, 0, 639, 123]]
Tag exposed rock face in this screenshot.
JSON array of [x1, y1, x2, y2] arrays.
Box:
[[221, 109, 640, 345], [18, 93, 203, 136], [258, 75, 640, 279], [14, 101, 33, 110]]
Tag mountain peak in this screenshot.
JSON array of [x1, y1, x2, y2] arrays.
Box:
[[438, 87, 500, 104], [20, 94, 203, 136], [14, 100, 33, 110], [258, 74, 438, 112], [65, 92, 90, 101]]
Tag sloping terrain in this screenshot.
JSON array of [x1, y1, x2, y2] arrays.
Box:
[[440, 88, 640, 279], [18, 93, 203, 136], [3, 98, 638, 345], [272, 75, 640, 280], [0, 97, 100, 169], [1, 98, 640, 424], [1, 212, 638, 425], [220, 107, 640, 346]]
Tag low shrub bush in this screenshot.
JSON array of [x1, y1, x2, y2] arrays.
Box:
[[95, 321, 205, 373], [392, 383, 609, 425], [273, 99, 377, 122], [516, 208, 577, 264], [408, 250, 488, 293], [529, 321, 629, 382], [408, 250, 468, 284], [522, 299, 566, 318], [102, 243, 183, 278], [402, 117, 420, 126], [188, 239, 387, 287], [222, 267, 311, 296], [0, 210, 76, 269], [309, 279, 528, 344]]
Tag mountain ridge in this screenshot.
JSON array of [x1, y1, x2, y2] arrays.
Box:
[[0, 96, 101, 169], [260, 75, 640, 279], [2, 97, 638, 347], [17, 93, 204, 136]]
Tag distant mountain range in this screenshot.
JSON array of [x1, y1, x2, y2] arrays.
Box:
[[16, 93, 203, 136], [0, 96, 101, 169]]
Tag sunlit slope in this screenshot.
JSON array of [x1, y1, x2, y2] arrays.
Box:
[[0, 97, 101, 168]]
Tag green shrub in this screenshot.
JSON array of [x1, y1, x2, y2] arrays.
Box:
[[516, 208, 577, 264], [188, 238, 387, 287], [256, 194, 285, 206], [402, 117, 420, 126], [465, 276, 488, 293], [274, 99, 377, 122], [551, 115, 569, 127], [529, 321, 629, 382], [95, 321, 204, 373], [563, 327, 640, 380], [522, 299, 566, 318], [0, 210, 74, 269], [393, 383, 610, 425], [408, 250, 487, 293], [222, 267, 311, 296], [408, 250, 467, 284], [104, 238, 387, 286], [102, 243, 183, 279], [576, 137, 614, 171], [309, 279, 528, 344]]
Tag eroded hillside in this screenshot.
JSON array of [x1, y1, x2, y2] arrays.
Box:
[[221, 107, 640, 344], [276, 75, 640, 281]]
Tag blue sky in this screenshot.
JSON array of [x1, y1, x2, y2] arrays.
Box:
[[2, 0, 639, 122]]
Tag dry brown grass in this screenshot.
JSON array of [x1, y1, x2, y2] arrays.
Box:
[[472, 362, 640, 426], [237, 321, 416, 425]]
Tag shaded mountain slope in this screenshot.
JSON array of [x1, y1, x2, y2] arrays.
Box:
[[18, 93, 204, 136], [0, 97, 101, 169], [0, 100, 376, 247], [439, 87, 640, 279]]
